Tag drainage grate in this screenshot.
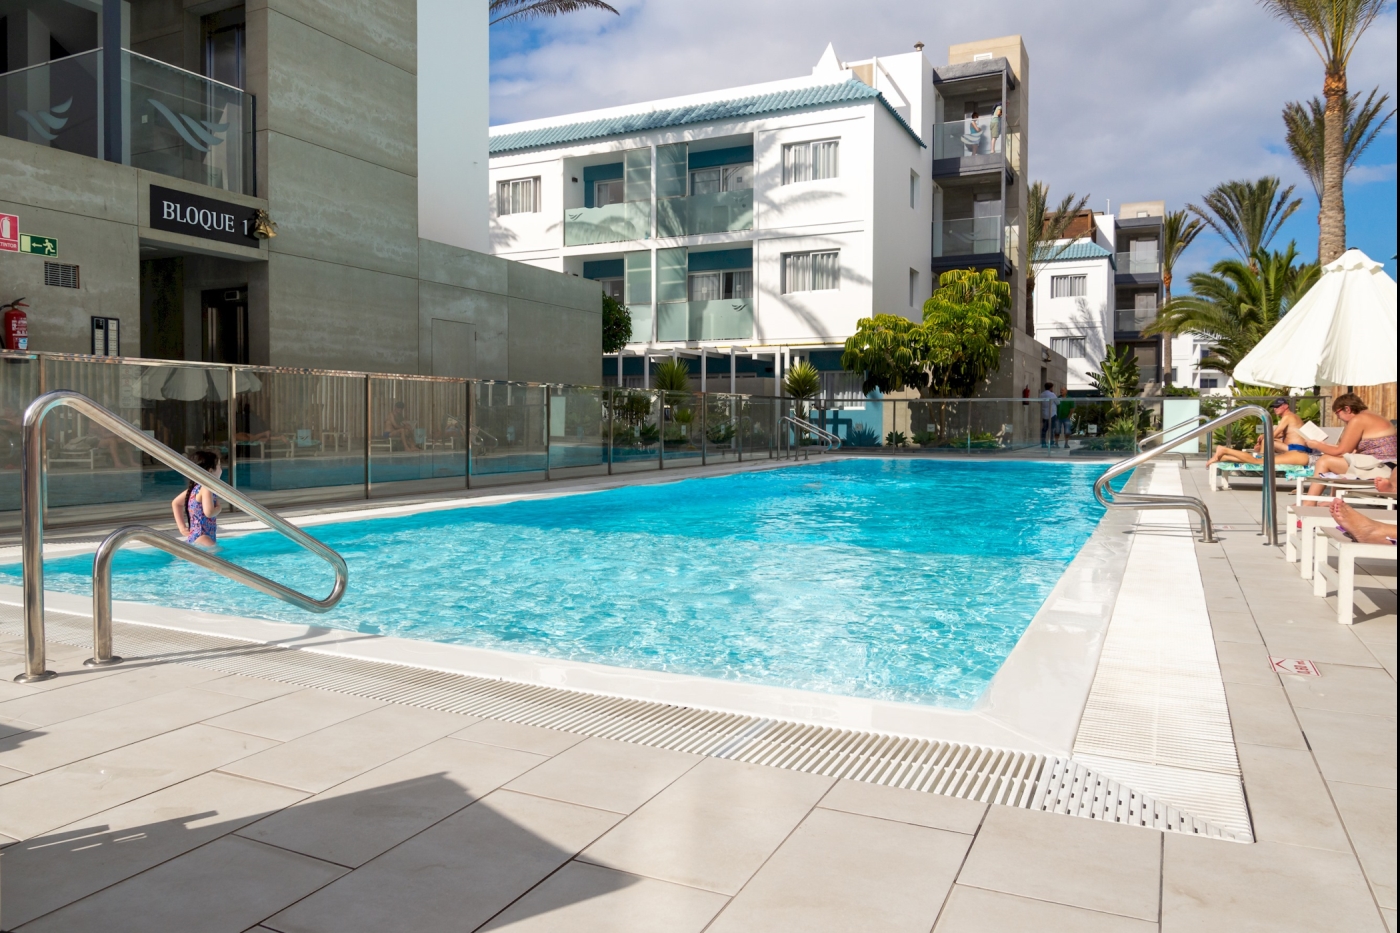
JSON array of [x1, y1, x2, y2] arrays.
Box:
[[0, 603, 1249, 842]]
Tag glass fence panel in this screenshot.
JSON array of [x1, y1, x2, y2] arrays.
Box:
[[688, 299, 753, 340], [607, 388, 660, 473], [1115, 252, 1161, 276], [40, 357, 228, 517], [549, 386, 607, 478], [1, 50, 101, 159], [125, 50, 254, 195], [934, 216, 1004, 257], [930, 117, 1010, 160], [0, 355, 42, 515], [236, 370, 366, 500], [703, 394, 740, 463], [1114, 307, 1158, 332], [661, 391, 702, 467], [471, 381, 547, 484], [687, 189, 753, 235], [808, 399, 883, 448], [741, 396, 778, 459], [368, 377, 465, 496]]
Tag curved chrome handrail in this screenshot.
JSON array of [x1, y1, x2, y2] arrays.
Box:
[[19, 391, 348, 682], [1093, 405, 1277, 546], [1135, 414, 1212, 469], [782, 414, 842, 455]]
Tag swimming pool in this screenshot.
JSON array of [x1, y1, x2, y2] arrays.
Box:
[[11, 459, 1112, 709]]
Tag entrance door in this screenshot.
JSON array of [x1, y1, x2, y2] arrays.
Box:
[[202, 287, 248, 364]]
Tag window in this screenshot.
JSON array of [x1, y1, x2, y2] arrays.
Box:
[[594, 179, 624, 207], [1050, 335, 1087, 359], [690, 164, 752, 195], [688, 270, 751, 301], [1050, 274, 1086, 299], [45, 262, 80, 288], [1200, 376, 1220, 389], [909, 269, 918, 306], [598, 278, 624, 301], [909, 171, 919, 209], [782, 140, 839, 184], [497, 177, 539, 215], [783, 251, 839, 293], [1134, 292, 1158, 311]]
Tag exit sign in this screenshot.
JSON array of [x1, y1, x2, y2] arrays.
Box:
[[19, 234, 57, 256]]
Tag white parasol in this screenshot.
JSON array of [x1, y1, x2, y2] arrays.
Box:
[[1233, 248, 1397, 388]]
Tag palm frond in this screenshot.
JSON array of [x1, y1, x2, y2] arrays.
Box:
[[1027, 181, 1091, 269], [490, 0, 619, 25], [1187, 177, 1301, 264], [1283, 88, 1396, 199], [1258, 0, 1387, 72]]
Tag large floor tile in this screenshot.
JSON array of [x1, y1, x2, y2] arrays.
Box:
[[578, 756, 833, 895], [1213, 640, 1280, 686], [1208, 612, 1266, 646], [220, 703, 473, 793], [817, 777, 987, 834], [197, 674, 306, 701], [0, 685, 255, 776], [1163, 833, 1384, 933], [1255, 621, 1382, 667], [956, 805, 1160, 922], [0, 647, 130, 692], [2, 771, 307, 929], [20, 835, 346, 933], [1222, 681, 1307, 749], [0, 724, 277, 841], [1329, 780, 1397, 910], [1235, 743, 1351, 851], [1294, 706, 1397, 790], [238, 737, 545, 867], [264, 789, 621, 933], [478, 861, 727, 933], [204, 688, 384, 742], [504, 736, 699, 814], [933, 884, 1157, 933], [450, 718, 585, 756], [706, 807, 968, 933], [1281, 663, 1398, 717], [0, 662, 221, 727]]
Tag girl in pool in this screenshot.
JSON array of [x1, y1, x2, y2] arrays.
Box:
[[172, 450, 223, 546]]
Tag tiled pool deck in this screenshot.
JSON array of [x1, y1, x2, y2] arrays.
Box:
[[0, 461, 1393, 932]]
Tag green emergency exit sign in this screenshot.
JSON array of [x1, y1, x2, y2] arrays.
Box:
[[19, 234, 57, 256]]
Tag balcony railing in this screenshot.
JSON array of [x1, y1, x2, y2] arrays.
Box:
[[656, 299, 754, 342], [656, 189, 753, 238], [931, 118, 1020, 167], [1115, 307, 1159, 332], [1116, 252, 1161, 276], [1, 49, 255, 195], [934, 215, 1004, 257], [564, 201, 650, 246]]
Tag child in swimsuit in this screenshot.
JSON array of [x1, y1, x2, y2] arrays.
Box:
[[171, 450, 223, 546]]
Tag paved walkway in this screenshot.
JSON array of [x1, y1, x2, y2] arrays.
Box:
[[0, 464, 1393, 932]]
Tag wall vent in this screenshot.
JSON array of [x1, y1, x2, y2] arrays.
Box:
[[44, 262, 80, 289]]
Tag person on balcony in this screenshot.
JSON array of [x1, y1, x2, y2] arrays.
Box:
[[961, 110, 982, 156], [988, 106, 1003, 154]]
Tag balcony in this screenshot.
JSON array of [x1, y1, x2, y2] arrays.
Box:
[[929, 118, 1020, 178], [564, 202, 650, 247], [655, 299, 754, 342], [1, 49, 254, 194], [1115, 307, 1159, 333], [934, 215, 1006, 258], [1116, 252, 1162, 277], [656, 189, 753, 238]]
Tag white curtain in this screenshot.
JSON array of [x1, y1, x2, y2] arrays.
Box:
[[498, 178, 537, 215], [784, 251, 839, 293], [783, 141, 838, 184], [689, 273, 721, 301]]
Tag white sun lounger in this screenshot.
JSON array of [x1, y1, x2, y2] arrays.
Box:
[[1286, 505, 1396, 579], [1294, 475, 1397, 509], [1312, 526, 1398, 625]]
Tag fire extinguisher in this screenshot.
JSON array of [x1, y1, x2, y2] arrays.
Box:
[[2, 299, 29, 351]]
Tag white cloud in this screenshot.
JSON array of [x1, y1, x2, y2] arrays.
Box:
[[490, 0, 1397, 271]]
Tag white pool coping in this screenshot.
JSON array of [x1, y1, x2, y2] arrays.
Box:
[[2, 455, 1133, 757]]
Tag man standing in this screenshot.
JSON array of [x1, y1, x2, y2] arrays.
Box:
[[1039, 382, 1057, 447]]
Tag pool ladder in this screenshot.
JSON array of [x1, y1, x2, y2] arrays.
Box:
[[1093, 405, 1279, 546], [781, 414, 842, 459], [15, 391, 348, 683]]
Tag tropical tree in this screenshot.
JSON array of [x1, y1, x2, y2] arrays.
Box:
[[490, 0, 618, 25], [1282, 89, 1396, 257], [1088, 346, 1141, 402], [782, 360, 822, 417], [1158, 210, 1206, 385], [601, 293, 631, 354], [652, 357, 691, 393], [1258, 0, 1388, 263], [1146, 244, 1320, 375], [1189, 178, 1301, 270], [841, 314, 932, 397], [1026, 181, 1090, 331]]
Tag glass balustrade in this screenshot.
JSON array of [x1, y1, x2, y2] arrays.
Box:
[[1115, 308, 1159, 333], [931, 117, 1015, 162], [1116, 252, 1162, 276], [656, 189, 754, 238], [564, 201, 650, 246], [934, 216, 1004, 257], [1, 50, 101, 159], [654, 300, 754, 342]]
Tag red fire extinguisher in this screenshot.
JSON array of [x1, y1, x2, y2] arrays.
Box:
[[2, 298, 28, 351]]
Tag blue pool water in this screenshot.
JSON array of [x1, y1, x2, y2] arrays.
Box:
[[9, 459, 1113, 709]]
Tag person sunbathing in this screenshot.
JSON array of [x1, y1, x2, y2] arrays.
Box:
[[1331, 497, 1397, 546], [1305, 393, 1397, 499], [1207, 398, 1313, 468]]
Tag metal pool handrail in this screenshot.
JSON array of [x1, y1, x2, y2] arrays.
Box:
[[18, 391, 348, 682], [1136, 414, 1212, 468], [1094, 405, 1278, 546], [782, 414, 842, 455]]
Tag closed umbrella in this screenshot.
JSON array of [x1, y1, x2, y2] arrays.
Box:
[[1233, 248, 1397, 389]]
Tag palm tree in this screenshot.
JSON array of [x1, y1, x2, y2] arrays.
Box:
[[1188, 178, 1301, 271], [1026, 181, 1090, 333], [1282, 89, 1396, 258], [490, 0, 619, 25], [1158, 210, 1205, 385], [1146, 244, 1320, 375], [1259, 0, 1388, 263]]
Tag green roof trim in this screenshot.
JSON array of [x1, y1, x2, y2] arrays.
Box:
[[489, 80, 925, 154], [1036, 241, 1112, 263]]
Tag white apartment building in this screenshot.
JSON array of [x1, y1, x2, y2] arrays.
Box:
[[488, 36, 1060, 399]]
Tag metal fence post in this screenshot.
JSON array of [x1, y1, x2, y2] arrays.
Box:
[[545, 390, 553, 481], [607, 387, 614, 475], [364, 376, 372, 498], [227, 365, 238, 491]]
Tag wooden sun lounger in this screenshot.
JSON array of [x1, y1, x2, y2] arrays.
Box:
[[1312, 526, 1398, 625]]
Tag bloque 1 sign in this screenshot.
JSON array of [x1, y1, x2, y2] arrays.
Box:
[[149, 185, 261, 247]]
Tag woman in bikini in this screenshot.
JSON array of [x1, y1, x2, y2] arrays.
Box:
[[1304, 393, 1397, 500], [171, 450, 223, 547]]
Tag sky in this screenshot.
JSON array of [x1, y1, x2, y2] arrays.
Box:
[[490, 0, 1398, 280]]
